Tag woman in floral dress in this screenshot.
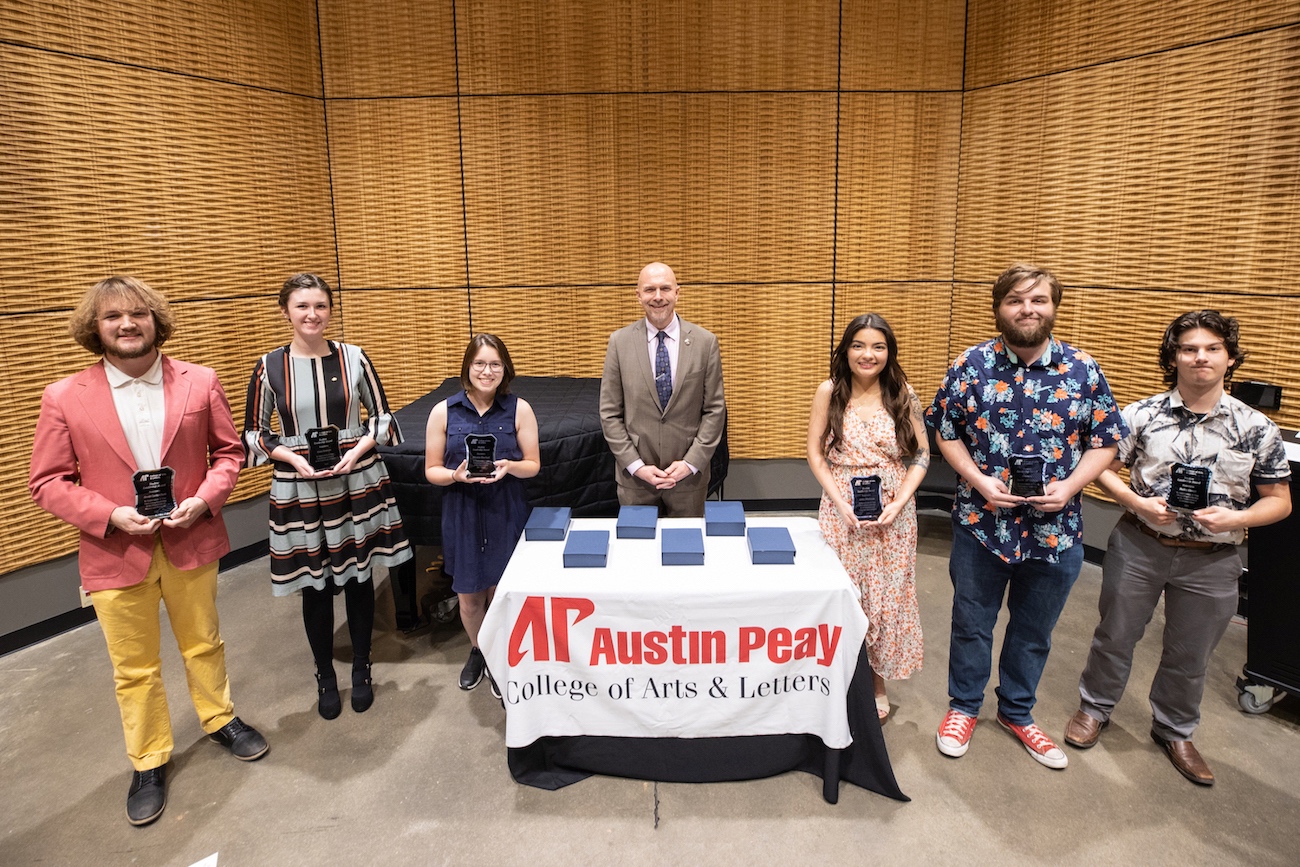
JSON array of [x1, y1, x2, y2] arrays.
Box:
[[807, 313, 928, 720]]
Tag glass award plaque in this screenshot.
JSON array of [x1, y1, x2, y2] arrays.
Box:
[[465, 433, 497, 478], [1167, 462, 1211, 512], [133, 467, 176, 519], [306, 426, 341, 471], [1008, 454, 1046, 497], [851, 475, 884, 520]]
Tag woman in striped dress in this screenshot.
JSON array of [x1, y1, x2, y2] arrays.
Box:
[[244, 273, 412, 720]]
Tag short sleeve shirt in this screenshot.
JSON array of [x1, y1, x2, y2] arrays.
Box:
[[926, 336, 1128, 563], [1120, 389, 1291, 545]]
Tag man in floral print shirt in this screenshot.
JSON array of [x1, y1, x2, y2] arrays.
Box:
[[926, 263, 1127, 770]]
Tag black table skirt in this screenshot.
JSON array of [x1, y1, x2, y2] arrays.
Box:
[[504, 646, 908, 804]]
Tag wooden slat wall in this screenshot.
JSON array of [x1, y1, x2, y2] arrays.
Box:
[[5, 0, 1298, 577], [1, 1, 329, 574]]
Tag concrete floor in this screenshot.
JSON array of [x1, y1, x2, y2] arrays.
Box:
[[2, 513, 1297, 866]]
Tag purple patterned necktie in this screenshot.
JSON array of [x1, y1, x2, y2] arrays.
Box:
[[655, 330, 673, 408]]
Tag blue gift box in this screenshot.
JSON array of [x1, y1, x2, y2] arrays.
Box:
[[616, 505, 658, 539], [563, 530, 609, 568], [704, 500, 746, 536], [524, 506, 571, 541], [746, 527, 796, 564], [661, 528, 705, 566]]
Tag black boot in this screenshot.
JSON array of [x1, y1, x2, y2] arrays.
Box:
[[351, 658, 374, 713], [316, 669, 341, 720]]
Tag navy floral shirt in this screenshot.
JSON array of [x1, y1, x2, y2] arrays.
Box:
[[926, 336, 1128, 563]]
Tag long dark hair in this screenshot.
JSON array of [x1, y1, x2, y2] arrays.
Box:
[[822, 313, 919, 460]]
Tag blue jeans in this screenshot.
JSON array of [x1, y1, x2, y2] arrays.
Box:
[[948, 520, 1084, 725]]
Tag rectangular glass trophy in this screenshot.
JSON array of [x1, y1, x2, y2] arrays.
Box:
[[1167, 462, 1211, 513], [465, 433, 497, 478], [133, 467, 177, 519], [1008, 454, 1046, 497], [851, 475, 883, 520], [306, 426, 342, 471]]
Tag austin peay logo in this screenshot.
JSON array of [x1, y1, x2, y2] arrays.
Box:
[[508, 596, 843, 668]]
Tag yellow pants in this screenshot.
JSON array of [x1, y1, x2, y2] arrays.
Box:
[[90, 540, 234, 771]]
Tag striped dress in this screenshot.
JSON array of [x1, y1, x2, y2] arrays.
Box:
[[244, 342, 412, 596]]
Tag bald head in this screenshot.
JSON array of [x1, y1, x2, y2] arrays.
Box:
[[637, 262, 680, 331]]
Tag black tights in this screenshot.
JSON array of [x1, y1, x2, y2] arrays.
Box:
[[301, 580, 375, 674]]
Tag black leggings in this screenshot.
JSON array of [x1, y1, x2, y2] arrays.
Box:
[[301, 580, 375, 673]]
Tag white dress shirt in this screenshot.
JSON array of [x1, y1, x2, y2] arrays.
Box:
[[104, 354, 165, 471]]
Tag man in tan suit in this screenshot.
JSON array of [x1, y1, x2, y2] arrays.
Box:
[[600, 262, 726, 516]]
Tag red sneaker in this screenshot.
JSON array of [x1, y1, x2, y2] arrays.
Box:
[[936, 709, 977, 757], [998, 714, 1068, 769]]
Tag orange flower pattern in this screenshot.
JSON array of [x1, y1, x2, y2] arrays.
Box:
[[818, 405, 923, 680]]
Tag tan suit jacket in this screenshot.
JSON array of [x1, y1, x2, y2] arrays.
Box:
[[29, 356, 243, 591], [599, 316, 726, 502]]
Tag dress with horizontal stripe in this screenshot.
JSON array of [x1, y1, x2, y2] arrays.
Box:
[[244, 342, 412, 596]]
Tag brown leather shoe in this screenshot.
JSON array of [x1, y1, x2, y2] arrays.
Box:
[[1064, 710, 1107, 748], [1151, 730, 1214, 786]]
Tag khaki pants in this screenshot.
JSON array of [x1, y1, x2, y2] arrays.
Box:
[[91, 539, 234, 771]]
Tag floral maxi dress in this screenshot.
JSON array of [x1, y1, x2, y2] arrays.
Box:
[[818, 404, 924, 680]]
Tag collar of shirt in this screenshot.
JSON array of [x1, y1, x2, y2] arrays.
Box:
[[996, 335, 1064, 370], [449, 389, 506, 414], [644, 314, 681, 344], [103, 353, 163, 388], [1167, 387, 1229, 420]]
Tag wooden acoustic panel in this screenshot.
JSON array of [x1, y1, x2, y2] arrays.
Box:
[[840, 0, 966, 91], [0, 0, 321, 96], [455, 0, 838, 94], [966, 0, 1300, 89], [0, 45, 336, 313], [460, 94, 836, 287], [831, 283, 956, 403], [836, 94, 962, 282], [337, 288, 472, 411], [685, 284, 832, 459], [327, 98, 469, 290], [468, 285, 641, 379], [317, 0, 457, 97], [956, 27, 1300, 296]]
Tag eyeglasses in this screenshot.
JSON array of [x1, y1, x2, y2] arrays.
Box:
[[470, 361, 503, 372]]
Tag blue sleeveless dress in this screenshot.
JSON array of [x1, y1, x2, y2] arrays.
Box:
[[441, 391, 529, 594]]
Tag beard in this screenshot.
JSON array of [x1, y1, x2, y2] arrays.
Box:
[[103, 333, 156, 360], [996, 310, 1054, 349]]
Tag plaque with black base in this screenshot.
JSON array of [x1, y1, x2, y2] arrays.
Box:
[[851, 475, 883, 521], [1008, 454, 1046, 497], [134, 467, 177, 519], [1167, 462, 1211, 513], [306, 426, 342, 471], [465, 434, 497, 478]]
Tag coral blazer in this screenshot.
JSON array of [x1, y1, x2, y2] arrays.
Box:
[[29, 356, 243, 591]]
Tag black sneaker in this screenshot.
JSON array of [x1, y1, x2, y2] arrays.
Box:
[[126, 764, 167, 827], [208, 717, 269, 761], [459, 647, 486, 691], [487, 669, 502, 702]]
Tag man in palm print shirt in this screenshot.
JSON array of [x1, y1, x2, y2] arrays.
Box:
[[926, 264, 1126, 770], [1064, 311, 1290, 786]]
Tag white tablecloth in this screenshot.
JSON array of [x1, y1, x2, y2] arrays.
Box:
[[480, 516, 869, 749]]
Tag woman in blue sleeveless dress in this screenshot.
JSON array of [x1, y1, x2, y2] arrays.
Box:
[[425, 334, 540, 697]]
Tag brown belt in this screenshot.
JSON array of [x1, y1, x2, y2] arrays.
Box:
[[1121, 512, 1225, 550]]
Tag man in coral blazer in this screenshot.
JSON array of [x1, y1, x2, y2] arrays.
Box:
[[600, 262, 726, 516], [29, 276, 267, 827]]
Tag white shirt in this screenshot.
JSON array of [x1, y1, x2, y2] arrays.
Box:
[[104, 354, 165, 471], [645, 314, 681, 386]]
